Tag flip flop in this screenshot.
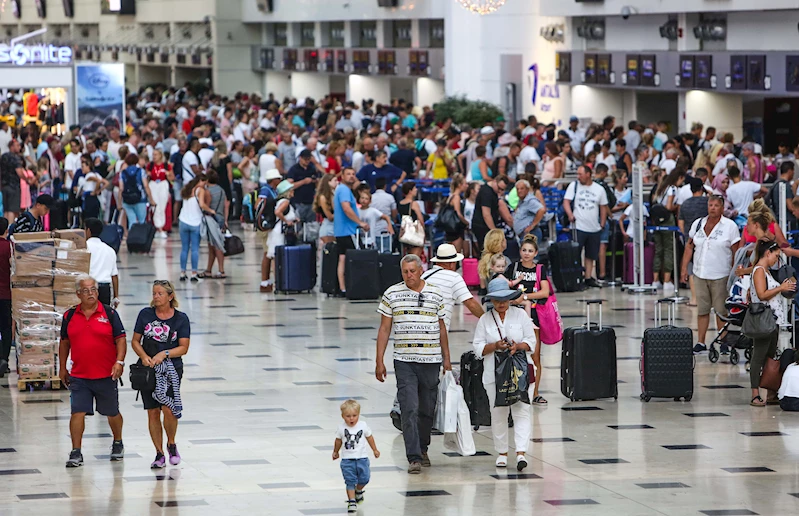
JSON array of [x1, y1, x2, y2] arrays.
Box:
[[750, 396, 766, 407], [212, 273, 227, 279], [687, 303, 698, 307]]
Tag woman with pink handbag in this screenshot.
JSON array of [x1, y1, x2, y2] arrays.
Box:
[[505, 234, 563, 405]]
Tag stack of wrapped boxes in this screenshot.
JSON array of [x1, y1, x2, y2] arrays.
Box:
[[11, 230, 89, 384]]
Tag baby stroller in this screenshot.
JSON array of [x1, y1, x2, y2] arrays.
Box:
[[708, 278, 753, 365]]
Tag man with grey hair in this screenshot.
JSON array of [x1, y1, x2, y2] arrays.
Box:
[[513, 179, 546, 242], [60, 275, 127, 468], [376, 254, 451, 474], [659, 147, 678, 175], [295, 135, 326, 173]]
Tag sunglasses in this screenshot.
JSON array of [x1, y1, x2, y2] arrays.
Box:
[[418, 292, 425, 308]]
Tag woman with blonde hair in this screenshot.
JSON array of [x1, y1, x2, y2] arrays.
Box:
[[258, 141, 283, 178], [478, 228, 507, 294], [314, 174, 339, 245], [131, 280, 191, 469]]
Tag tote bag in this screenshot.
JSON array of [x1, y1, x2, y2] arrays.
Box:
[[399, 215, 425, 247], [534, 264, 563, 344]]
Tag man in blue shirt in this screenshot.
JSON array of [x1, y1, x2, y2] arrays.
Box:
[[334, 167, 369, 297], [356, 150, 405, 193]]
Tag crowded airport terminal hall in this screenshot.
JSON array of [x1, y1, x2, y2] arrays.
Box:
[[3, 0, 799, 514]]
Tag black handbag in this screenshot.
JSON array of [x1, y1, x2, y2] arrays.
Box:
[[435, 202, 465, 234], [129, 363, 156, 392], [741, 302, 778, 340], [224, 235, 245, 256]]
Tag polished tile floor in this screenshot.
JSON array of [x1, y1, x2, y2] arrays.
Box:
[[2, 231, 799, 515]]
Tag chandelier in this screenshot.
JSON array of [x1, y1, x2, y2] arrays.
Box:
[[458, 0, 506, 16]]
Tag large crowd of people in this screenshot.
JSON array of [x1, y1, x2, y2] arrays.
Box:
[[3, 84, 799, 513]]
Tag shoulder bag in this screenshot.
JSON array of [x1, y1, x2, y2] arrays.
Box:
[[399, 214, 425, 247], [534, 264, 563, 345], [742, 268, 778, 339], [129, 363, 156, 392]]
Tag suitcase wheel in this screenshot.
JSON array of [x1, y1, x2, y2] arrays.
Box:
[[730, 349, 739, 366], [745, 348, 752, 360], [640, 393, 651, 402], [708, 347, 720, 363], [684, 394, 692, 402]]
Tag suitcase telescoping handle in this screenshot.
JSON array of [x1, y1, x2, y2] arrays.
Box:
[[585, 299, 603, 330], [654, 298, 675, 326]]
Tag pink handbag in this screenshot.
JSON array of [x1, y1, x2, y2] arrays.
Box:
[[534, 264, 563, 345]]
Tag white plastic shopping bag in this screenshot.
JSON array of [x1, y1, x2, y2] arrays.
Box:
[[435, 371, 456, 432], [443, 384, 476, 456]]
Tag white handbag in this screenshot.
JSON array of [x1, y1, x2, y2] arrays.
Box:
[[399, 215, 425, 247], [443, 384, 476, 456]]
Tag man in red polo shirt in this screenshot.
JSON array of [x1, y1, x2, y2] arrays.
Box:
[[59, 275, 127, 468]]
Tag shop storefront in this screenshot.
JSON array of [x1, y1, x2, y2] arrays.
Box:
[[0, 30, 75, 136]]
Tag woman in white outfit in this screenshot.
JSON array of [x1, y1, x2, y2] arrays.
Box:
[[266, 180, 297, 259], [472, 277, 536, 471]]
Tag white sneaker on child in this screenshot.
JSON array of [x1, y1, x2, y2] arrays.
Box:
[[652, 281, 662, 289], [663, 282, 675, 291]]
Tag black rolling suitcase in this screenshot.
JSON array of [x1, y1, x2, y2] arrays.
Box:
[[345, 247, 380, 300], [274, 244, 315, 293], [378, 253, 402, 294], [127, 223, 156, 253], [640, 299, 694, 402], [321, 241, 340, 296], [549, 229, 584, 292], [561, 300, 618, 401], [460, 351, 491, 429], [48, 199, 69, 230]]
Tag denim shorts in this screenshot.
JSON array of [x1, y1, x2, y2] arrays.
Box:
[[69, 376, 119, 416], [340, 457, 371, 490], [599, 220, 611, 244]]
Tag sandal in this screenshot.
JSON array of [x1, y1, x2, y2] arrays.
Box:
[[750, 396, 766, 407], [197, 270, 212, 279], [179, 273, 187, 282], [532, 395, 548, 405], [767, 397, 780, 406], [190, 275, 200, 282], [212, 272, 227, 279]]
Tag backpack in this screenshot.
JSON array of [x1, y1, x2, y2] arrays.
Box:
[[415, 139, 430, 162], [121, 167, 143, 205], [594, 179, 617, 210], [64, 303, 115, 329], [170, 151, 184, 180], [764, 179, 788, 216], [242, 191, 258, 224], [255, 195, 278, 232]]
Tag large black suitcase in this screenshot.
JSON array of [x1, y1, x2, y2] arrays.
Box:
[[640, 299, 694, 402], [127, 222, 156, 253], [378, 253, 402, 295], [549, 231, 584, 292], [275, 244, 315, 293], [321, 241, 340, 296], [561, 300, 618, 401], [345, 248, 380, 300], [460, 351, 491, 428]]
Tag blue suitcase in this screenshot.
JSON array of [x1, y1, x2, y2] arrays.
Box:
[[275, 244, 315, 294], [100, 223, 124, 254]]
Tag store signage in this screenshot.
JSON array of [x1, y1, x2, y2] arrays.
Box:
[[0, 43, 73, 66], [0, 29, 73, 66]]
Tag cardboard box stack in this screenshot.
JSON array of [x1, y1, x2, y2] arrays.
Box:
[[11, 230, 88, 382]]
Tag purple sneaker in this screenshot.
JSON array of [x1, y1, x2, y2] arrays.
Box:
[[167, 444, 181, 465], [150, 452, 166, 469]]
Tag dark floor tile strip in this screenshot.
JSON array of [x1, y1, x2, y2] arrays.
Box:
[[17, 493, 69, 500]]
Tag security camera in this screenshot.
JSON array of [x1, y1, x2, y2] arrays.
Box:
[[621, 6, 636, 20]]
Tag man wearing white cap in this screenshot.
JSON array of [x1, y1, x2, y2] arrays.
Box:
[[389, 244, 485, 430]]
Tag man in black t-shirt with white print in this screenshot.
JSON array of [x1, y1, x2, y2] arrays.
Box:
[[471, 175, 509, 252]]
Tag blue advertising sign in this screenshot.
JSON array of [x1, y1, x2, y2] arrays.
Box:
[[76, 63, 125, 134]]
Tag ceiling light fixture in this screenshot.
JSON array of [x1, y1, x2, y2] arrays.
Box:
[[457, 0, 506, 16]]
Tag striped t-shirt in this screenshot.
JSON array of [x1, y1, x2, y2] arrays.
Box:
[[378, 282, 446, 363], [421, 266, 473, 331]]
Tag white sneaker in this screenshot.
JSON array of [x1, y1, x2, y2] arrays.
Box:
[[652, 281, 662, 289], [495, 455, 508, 468], [663, 282, 675, 291], [516, 454, 528, 471]]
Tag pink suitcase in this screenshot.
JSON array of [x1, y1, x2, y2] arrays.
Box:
[[462, 258, 479, 287], [623, 241, 654, 285]]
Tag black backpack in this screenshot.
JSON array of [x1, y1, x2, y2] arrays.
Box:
[[595, 179, 617, 210], [765, 179, 787, 215], [255, 195, 278, 232], [415, 139, 430, 162], [170, 151, 184, 180], [121, 167, 143, 204]]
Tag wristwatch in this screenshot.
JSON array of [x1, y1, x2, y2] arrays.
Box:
[[165, 350, 170, 358], [115, 361, 124, 366], [523, 294, 528, 301]]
